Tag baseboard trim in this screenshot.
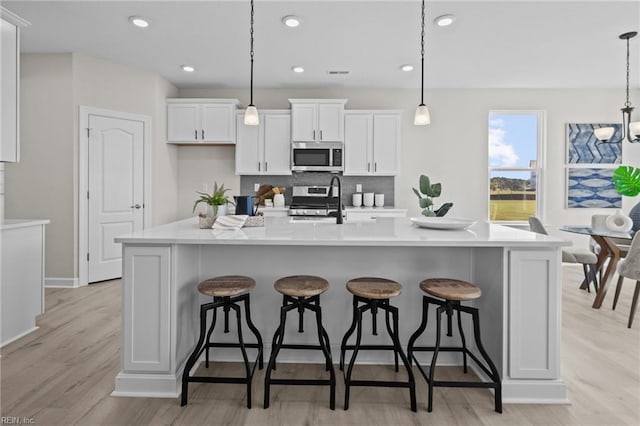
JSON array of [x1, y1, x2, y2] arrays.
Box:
[[1, 326, 39, 348], [45, 277, 82, 288]]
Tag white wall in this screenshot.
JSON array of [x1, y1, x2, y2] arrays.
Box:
[[5, 53, 178, 281], [178, 87, 640, 246]]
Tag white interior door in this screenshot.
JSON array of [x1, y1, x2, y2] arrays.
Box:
[[88, 114, 144, 283]]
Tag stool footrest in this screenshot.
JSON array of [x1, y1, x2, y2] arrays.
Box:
[[206, 342, 261, 349], [268, 378, 333, 386], [411, 346, 465, 352], [346, 379, 412, 388], [185, 376, 250, 384], [342, 344, 396, 351], [433, 380, 499, 389], [277, 343, 325, 351]]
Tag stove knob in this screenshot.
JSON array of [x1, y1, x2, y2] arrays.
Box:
[[315, 209, 321, 215]]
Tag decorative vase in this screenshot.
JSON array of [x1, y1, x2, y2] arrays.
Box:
[[216, 204, 228, 217], [273, 193, 285, 208], [605, 209, 633, 233], [629, 201, 640, 232]]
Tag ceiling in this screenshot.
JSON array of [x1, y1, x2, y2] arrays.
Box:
[[4, 0, 640, 90]]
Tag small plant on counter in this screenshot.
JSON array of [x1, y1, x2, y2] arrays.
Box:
[[412, 174, 453, 217], [192, 182, 232, 216]]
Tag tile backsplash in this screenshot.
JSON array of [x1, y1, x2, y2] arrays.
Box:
[[240, 173, 394, 207]]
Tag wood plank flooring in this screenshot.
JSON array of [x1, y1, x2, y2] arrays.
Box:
[[1, 266, 639, 425]]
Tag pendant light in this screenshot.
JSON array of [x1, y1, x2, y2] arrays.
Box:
[[414, 0, 431, 126], [594, 31, 640, 143], [244, 0, 259, 126]]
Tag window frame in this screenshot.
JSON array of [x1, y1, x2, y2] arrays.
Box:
[[488, 110, 546, 225]]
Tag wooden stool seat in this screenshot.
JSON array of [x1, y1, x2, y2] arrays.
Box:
[[274, 275, 329, 298], [198, 275, 256, 297], [420, 278, 481, 301], [346, 277, 402, 299]]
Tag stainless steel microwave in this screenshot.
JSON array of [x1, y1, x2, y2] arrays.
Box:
[[291, 142, 343, 172]]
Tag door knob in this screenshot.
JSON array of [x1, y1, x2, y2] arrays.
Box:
[[131, 204, 142, 209]]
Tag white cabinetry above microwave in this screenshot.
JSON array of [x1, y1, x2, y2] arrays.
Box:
[[289, 99, 347, 143], [167, 99, 239, 144], [344, 111, 400, 176], [235, 110, 292, 175]]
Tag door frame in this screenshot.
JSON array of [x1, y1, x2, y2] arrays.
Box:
[[78, 106, 152, 287]]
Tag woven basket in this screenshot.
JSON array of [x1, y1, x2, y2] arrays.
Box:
[[244, 216, 265, 227]]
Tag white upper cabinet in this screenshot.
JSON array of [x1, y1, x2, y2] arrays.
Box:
[[1, 8, 29, 163], [235, 111, 291, 175], [344, 111, 400, 176], [166, 99, 239, 144], [289, 99, 346, 143]]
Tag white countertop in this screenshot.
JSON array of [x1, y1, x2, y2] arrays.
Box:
[[1, 219, 50, 231], [115, 217, 569, 248]]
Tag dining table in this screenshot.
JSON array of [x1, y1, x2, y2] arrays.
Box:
[[560, 226, 634, 309]]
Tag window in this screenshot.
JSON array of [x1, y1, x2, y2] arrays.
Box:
[[488, 111, 544, 222]]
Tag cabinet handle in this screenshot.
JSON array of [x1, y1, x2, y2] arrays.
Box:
[[374, 162, 377, 172], [320, 130, 323, 140], [265, 162, 268, 172], [367, 163, 371, 172], [313, 130, 316, 140], [194, 130, 198, 140], [202, 130, 205, 140], [258, 162, 261, 172]]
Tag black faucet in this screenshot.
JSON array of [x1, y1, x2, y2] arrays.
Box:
[[328, 175, 343, 224]]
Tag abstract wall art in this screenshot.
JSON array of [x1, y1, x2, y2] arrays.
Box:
[[566, 167, 621, 208], [566, 123, 622, 164]]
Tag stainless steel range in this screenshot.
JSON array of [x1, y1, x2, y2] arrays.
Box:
[[289, 185, 340, 217]]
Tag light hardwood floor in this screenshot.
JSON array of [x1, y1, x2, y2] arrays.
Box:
[[1, 266, 639, 425]]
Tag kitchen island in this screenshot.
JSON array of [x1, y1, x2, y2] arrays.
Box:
[[113, 217, 569, 404]]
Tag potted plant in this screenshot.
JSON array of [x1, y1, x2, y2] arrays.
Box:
[[613, 165, 640, 231], [412, 174, 453, 217], [193, 182, 232, 218]]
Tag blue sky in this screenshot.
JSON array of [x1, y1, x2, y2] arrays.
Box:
[[489, 113, 538, 169]]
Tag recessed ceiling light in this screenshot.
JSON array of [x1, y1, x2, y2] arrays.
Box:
[[129, 16, 150, 28], [400, 64, 414, 72], [434, 14, 456, 27], [181, 65, 195, 73], [291, 66, 304, 73], [282, 15, 301, 28]]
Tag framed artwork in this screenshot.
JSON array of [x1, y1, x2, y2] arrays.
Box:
[[566, 123, 622, 164], [566, 167, 621, 208]]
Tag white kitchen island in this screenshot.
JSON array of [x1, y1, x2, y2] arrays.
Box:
[[113, 217, 570, 404]]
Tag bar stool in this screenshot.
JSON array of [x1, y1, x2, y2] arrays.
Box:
[[264, 275, 336, 410], [407, 278, 502, 413], [181, 275, 263, 408], [340, 277, 416, 412]]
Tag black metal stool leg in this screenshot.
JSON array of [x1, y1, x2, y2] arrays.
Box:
[[407, 296, 430, 367], [264, 304, 289, 409], [181, 303, 211, 406], [311, 303, 336, 410], [387, 304, 417, 412], [385, 307, 399, 372], [456, 304, 468, 374], [205, 302, 218, 368], [230, 303, 252, 409], [344, 304, 366, 411], [243, 294, 263, 369], [470, 308, 502, 413], [427, 305, 445, 413], [340, 296, 359, 371]]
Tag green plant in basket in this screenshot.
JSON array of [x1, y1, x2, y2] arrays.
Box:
[[192, 182, 232, 216], [613, 165, 640, 197], [412, 174, 453, 217]]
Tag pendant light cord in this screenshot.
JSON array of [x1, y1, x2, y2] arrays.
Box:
[[420, 0, 425, 105], [249, 0, 255, 106]]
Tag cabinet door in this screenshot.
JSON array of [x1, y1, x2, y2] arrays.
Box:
[[235, 114, 261, 174], [1, 18, 18, 162], [291, 104, 317, 142], [263, 114, 292, 175], [201, 104, 235, 143], [372, 114, 399, 175], [318, 103, 344, 142], [344, 114, 372, 176], [167, 104, 199, 142]]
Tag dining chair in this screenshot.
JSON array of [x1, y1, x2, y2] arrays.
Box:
[[611, 232, 640, 328], [528, 217, 599, 292]]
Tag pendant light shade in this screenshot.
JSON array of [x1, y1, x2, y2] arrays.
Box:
[[414, 0, 431, 126], [594, 31, 639, 143], [244, 0, 259, 126]]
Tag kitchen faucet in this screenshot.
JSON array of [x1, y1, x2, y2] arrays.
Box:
[[328, 175, 343, 224]]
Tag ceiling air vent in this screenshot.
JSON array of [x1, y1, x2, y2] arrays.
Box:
[[327, 70, 350, 75]]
